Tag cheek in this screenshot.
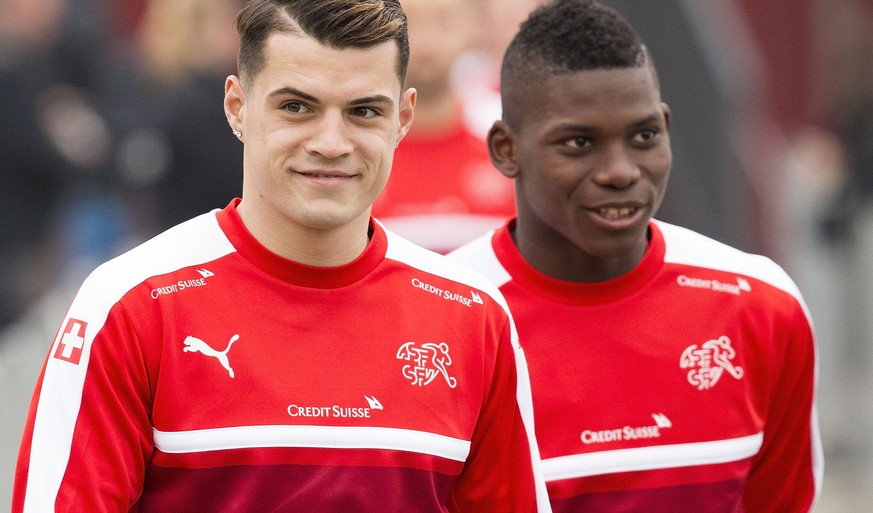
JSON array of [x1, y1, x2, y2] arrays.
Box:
[[652, 152, 672, 187], [517, 171, 569, 218], [654, 143, 672, 173], [527, 156, 578, 196], [360, 132, 395, 169]]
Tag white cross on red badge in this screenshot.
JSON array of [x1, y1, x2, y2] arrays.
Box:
[[54, 319, 88, 365]]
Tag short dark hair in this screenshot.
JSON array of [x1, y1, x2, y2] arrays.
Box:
[[500, 0, 655, 126], [235, 0, 409, 88]]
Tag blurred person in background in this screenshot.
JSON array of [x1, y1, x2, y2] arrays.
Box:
[[455, 0, 547, 139], [156, 0, 246, 228], [0, 0, 115, 330], [1, 0, 243, 507], [781, 2, 873, 508], [814, 0, 873, 243], [97, 0, 244, 235], [372, 0, 515, 253]]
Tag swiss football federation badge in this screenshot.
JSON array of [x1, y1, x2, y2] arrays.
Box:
[[54, 318, 88, 365], [397, 341, 457, 388], [680, 335, 744, 390]]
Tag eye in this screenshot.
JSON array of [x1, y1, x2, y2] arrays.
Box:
[[563, 136, 591, 149], [351, 106, 379, 118], [635, 128, 660, 143], [282, 101, 312, 114]]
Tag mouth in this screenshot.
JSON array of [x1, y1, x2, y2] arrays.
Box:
[[302, 172, 345, 179], [587, 203, 647, 230], [297, 169, 352, 178], [597, 206, 638, 220], [292, 168, 358, 188]]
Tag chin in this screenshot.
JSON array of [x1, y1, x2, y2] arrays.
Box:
[[588, 230, 648, 258], [301, 206, 369, 230]]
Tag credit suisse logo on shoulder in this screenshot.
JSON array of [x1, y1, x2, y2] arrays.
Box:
[[676, 274, 752, 296], [410, 277, 484, 308], [151, 268, 214, 300]]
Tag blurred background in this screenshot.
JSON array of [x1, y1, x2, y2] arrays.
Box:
[[1, 0, 872, 510]]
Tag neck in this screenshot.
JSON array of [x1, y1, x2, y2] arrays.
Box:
[[511, 220, 649, 283], [237, 201, 371, 267]]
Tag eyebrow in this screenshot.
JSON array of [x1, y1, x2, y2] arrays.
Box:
[[267, 87, 394, 107], [268, 87, 318, 103], [349, 95, 394, 107], [554, 113, 664, 133], [632, 113, 663, 127]]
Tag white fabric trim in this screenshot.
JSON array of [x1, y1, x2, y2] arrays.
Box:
[[382, 224, 519, 347], [24, 211, 234, 513], [153, 425, 471, 462], [656, 220, 801, 298], [541, 432, 764, 481], [378, 213, 506, 251]]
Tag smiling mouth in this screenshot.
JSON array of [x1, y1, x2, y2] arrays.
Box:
[[598, 207, 638, 219], [295, 168, 354, 180], [303, 172, 344, 178]]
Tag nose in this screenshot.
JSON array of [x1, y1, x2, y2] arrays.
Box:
[[592, 143, 640, 189], [304, 111, 354, 159]]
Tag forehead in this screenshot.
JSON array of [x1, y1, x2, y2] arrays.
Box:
[[252, 31, 402, 99], [516, 66, 662, 130]]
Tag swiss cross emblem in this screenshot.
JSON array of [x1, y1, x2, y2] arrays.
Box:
[[53, 318, 88, 365]]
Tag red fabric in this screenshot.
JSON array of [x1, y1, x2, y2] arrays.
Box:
[[373, 115, 515, 253], [13, 200, 542, 512], [450, 219, 821, 512]]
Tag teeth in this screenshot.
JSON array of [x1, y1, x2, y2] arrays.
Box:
[[599, 207, 634, 219]]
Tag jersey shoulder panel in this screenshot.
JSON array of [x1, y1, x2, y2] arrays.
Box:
[[656, 220, 802, 300], [68, 210, 236, 348], [446, 230, 512, 289], [21, 211, 237, 512], [383, 225, 509, 311]]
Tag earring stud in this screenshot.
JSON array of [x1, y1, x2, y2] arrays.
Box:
[[231, 128, 242, 138]]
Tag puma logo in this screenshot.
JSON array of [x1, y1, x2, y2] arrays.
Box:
[[183, 334, 240, 378]]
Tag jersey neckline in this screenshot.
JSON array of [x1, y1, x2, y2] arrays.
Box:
[[216, 198, 387, 289], [491, 219, 666, 305]]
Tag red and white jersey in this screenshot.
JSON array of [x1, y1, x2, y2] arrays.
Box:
[[13, 200, 549, 513], [372, 113, 515, 253], [449, 219, 823, 513]]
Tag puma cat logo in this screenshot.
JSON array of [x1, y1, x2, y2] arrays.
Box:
[[183, 334, 240, 378]]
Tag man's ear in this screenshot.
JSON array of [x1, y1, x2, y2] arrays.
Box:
[[396, 87, 417, 144], [661, 101, 672, 131], [224, 75, 246, 137], [488, 120, 520, 179]]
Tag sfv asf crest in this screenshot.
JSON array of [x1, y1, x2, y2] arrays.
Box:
[[397, 341, 457, 388], [680, 335, 744, 390]]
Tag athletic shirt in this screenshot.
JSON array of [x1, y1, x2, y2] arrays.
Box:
[[372, 112, 515, 253], [448, 219, 823, 513], [13, 200, 549, 513]]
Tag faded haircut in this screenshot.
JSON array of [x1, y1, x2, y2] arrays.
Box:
[[235, 0, 409, 88], [500, 0, 658, 126]]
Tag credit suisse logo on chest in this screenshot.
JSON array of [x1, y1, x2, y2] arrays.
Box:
[[410, 277, 484, 308]]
